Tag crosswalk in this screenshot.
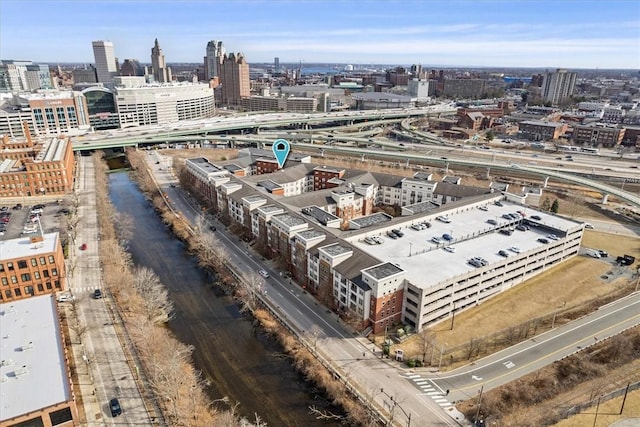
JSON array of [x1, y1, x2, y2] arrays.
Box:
[[403, 374, 453, 408], [69, 286, 103, 293]]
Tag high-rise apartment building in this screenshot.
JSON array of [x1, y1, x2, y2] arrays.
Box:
[[541, 69, 576, 105], [92, 40, 118, 84], [0, 60, 52, 92], [205, 40, 225, 80], [274, 57, 280, 73], [151, 38, 170, 83], [220, 52, 250, 106]]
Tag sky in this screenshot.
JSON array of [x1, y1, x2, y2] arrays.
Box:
[[1, 0, 639, 69]]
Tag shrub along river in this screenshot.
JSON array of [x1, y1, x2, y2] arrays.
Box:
[[108, 170, 343, 426]]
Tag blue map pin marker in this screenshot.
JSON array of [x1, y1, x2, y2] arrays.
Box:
[[272, 139, 290, 168]]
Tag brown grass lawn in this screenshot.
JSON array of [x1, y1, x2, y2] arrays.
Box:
[[582, 231, 640, 259], [394, 233, 639, 363], [552, 389, 640, 427]]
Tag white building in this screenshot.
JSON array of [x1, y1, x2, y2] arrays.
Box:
[[92, 40, 118, 84], [113, 78, 215, 127]]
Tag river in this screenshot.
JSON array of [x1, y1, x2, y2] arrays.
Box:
[[108, 171, 343, 426]]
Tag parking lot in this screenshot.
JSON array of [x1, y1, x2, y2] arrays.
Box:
[[0, 201, 68, 242]]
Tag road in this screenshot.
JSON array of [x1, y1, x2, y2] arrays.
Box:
[[68, 156, 155, 426], [424, 293, 640, 403]]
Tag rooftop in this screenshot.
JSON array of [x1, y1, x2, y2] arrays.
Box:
[[349, 201, 583, 290], [364, 262, 404, 280], [0, 232, 59, 261], [321, 243, 353, 257], [271, 213, 307, 228], [350, 212, 393, 229], [0, 295, 70, 421], [296, 229, 326, 241], [301, 206, 340, 226]]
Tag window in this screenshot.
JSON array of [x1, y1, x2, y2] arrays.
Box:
[[43, 270, 49, 278], [46, 282, 52, 290], [52, 268, 58, 276], [21, 273, 31, 282], [49, 407, 73, 425], [48, 255, 55, 264], [7, 262, 14, 271], [18, 260, 28, 269], [4, 289, 11, 298], [54, 280, 61, 289], [11, 276, 18, 284], [40, 257, 46, 265], [34, 271, 40, 279], [37, 283, 44, 292], [0, 264, 3, 272], [14, 288, 21, 297], [24, 286, 33, 295], [1, 278, 7, 286], [31, 258, 38, 267]]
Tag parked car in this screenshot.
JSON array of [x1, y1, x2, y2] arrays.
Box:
[[498, 250, 510, 257], [391, 229, 404, 238], [442, 233, 453, 241], [56, 293, 74, 303], [258, 269, 270, 278], [431, 236, 443, 244], [386, 230, 398, 239], [598, 250, 608, 258], [584, 223, 594, 229], [509, 246, 522, 254], [487, 219, 498, 225], [478, 205, 489, 211], [547, 234, 559, 240], [93, 289, 103, 299], [436, 215, 451, 223], [530, 215, 542, 221], [515, 224, 528, 231], [494, 201, 504, 207], [80, 243, 88, 250], [538, 238, 550, 244], [585, 249, 601, 258], [109, 398, 122, 417], [443, 246, 456, 253], [499, 229, 513, 236]]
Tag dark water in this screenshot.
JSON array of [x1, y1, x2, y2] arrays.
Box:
[[108, 171, 342, 426]]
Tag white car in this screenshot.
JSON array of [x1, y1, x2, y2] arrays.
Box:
[[258, 269, 270, 278], [56, 293, 74, 302], [443, 246, 456, 253], [509, 246, 522, 254], [432, 236, 443, 244], [436, 215, 452, 223]]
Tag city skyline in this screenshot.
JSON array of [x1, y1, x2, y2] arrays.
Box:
[[1, 0, 639, 69]]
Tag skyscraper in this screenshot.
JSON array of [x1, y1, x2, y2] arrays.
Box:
[[205, 40, 225, 80], [274, 57, 280, 73], [220, 52, 250, 106], [541, 69, 576, 105], [151, 38, 170, 83], [92, 40, 118, 84]]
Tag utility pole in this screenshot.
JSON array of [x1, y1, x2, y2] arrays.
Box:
[[474, 385, 484, 426]]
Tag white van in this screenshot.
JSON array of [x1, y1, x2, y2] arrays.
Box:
[[585, 249, 601, 258]]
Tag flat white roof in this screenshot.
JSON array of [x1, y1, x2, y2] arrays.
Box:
[[350, 202, 582, 290], [0, 295, 70, 421], [0, 232, 59, 261]]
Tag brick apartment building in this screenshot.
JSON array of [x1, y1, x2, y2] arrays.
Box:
[[0, 232, 67, 303], [572, 124, 625, 147]]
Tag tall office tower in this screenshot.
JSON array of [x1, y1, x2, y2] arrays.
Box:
[[120, 59, 143, 76], [151, 38, 170, 83], [25, 64, 53, 90], [541, 68, 577, 105], [204, 40, 225, 80], [274, 57, 280, 73], [92, 40, 118, 84], [220, 52, 250, 106]]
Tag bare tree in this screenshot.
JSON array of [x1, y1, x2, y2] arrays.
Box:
[[133, 266, 174, 324], [237, 272, 263, 313], [305, 324, 325, 350], [417, 328, 436, 365]]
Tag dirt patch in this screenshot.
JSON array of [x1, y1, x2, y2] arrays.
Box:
[[552, 390, 640, 427], [582, 232, 640, 259]]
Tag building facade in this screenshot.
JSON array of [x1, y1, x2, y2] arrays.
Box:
[[92, 40, 117, 84], [205, 40, 225, 80], [573, 124, 625, 147], [541, 69, 576, 105], [220, 53, 250, 106], [0, 232, 67, 302], [0, 128, 75, 198], [518, 120, 568, 141], [151, 38, 171, 83], [113, 79, 215, 127]]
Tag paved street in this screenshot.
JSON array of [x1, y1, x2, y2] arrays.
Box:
[[66, 156, 156, 426]]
